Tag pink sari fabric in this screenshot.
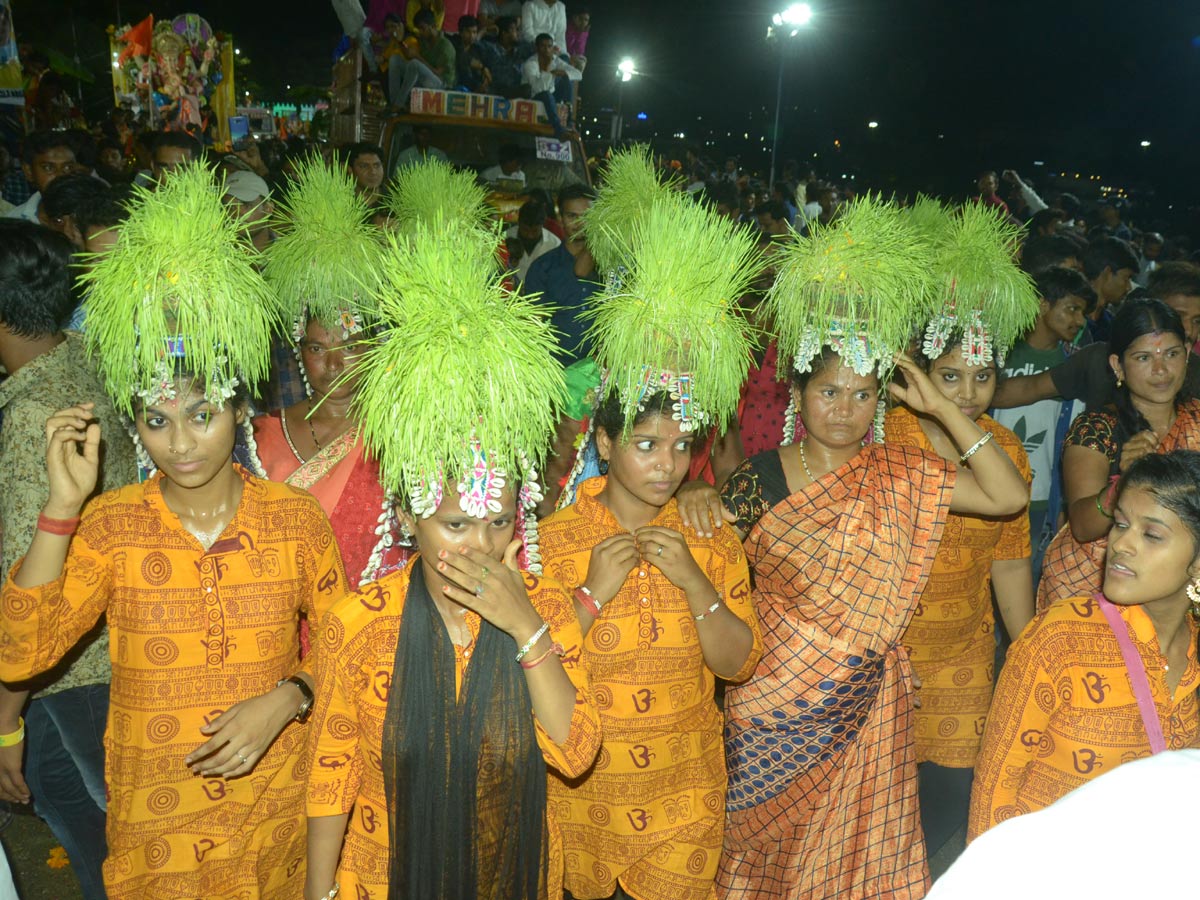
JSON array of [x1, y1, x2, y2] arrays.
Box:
[[253, 413, 407, 654]]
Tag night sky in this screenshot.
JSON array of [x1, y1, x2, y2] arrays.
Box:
[[15, 1, 1200, 211]]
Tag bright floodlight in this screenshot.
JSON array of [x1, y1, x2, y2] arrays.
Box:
[[773, 3, 814, 27], [618, 57, 636, 82], [1140, 139, 1151, 147], [868, 120, 879, 129]]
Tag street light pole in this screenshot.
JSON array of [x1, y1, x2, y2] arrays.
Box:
[[768, 4, 813, 191], [769, 53, 786, 192], [612, 57, 636, 144]]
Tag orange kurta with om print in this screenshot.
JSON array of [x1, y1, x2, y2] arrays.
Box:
[[887, 409, 1032, 768], [969, 596, 1200, 840], [0, 468, 346, 899], [1038, 399, 1200, 611], [538, 476, 763, 900], [305, 560, 601, 900]]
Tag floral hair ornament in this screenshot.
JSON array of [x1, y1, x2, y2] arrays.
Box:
[[80, 164, 281, 419], [769, 193, 934, 385], [583, 191, 762, 437], [908, 198, 1040, 368], [355, 216, 563, 573]]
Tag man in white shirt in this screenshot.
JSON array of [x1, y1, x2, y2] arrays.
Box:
[[481, 144, 527, 188], [520, 0, 567, 52], [521, 32, 580, 137], [505, 198, 560, 285]]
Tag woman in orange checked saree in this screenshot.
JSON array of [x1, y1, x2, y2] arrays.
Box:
[[676, 199, 1031, 899]]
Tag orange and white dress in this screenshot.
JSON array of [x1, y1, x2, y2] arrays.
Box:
[[969, 596, 1200, 839], [887, 408, 1032, 768], [539, 476, 763, 900], [0, 467, 346, 899], [305, 560, 601, 900]]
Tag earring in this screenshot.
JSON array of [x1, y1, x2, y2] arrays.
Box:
[[399, 520, 415, 548], [1188, 580, 1200, 618]]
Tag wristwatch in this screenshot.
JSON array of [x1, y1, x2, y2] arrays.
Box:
[[277, 675, 315, 723]]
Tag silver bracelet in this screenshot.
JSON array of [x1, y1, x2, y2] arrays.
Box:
[[515, 621, 550, 662], [694, 598, 723, 622], [317, 883, 340, 900], [958, 431, 994, 464]]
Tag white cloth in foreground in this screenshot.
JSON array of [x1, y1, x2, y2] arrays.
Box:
[[929, 749, 1200, 900]]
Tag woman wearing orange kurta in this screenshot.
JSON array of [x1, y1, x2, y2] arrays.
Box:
[[0, 391, 343, 899], [1038, 298, 1200, 610], [306, 533, 600, 900], [886, 342, 1034, 860], [303, 176, 599, 900], [0, 164, 341, 899], [540, 392, 763, 900], [970, 450, 1200, 839]]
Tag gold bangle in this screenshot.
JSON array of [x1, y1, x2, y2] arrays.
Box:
[[0, 717, 25, 748]]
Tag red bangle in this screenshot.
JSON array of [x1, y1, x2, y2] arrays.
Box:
[[36, 513, 79, 536], [520, 641, 564, 669], [574, 585, 601, 618]]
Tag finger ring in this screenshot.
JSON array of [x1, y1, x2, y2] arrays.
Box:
[[481, 566, 490, 579], [474, 583, 485, 597], [237, 752, 248, 764], [656, 546, 664, 556]]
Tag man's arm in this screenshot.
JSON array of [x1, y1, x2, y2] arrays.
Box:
[[991, 369, 1058, 409]]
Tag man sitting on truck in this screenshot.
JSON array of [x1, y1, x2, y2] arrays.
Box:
[[522, 32, 580, 138], [453, 15, 493, 93], [387, 8, 456, 112]]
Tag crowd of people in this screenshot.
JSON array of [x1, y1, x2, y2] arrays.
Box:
[[331, 0, 592, 138], [0, 12, 1198, 895]]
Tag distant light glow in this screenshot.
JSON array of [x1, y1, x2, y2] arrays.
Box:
[[867, 121, 878, 129], [618, 57, 637, 82], [235, 48, 241, 55], [1140, 140, 1151, 147], [636, 111, 648, 120]]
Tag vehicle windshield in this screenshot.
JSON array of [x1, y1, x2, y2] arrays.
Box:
[[386, 122, 587, 194]]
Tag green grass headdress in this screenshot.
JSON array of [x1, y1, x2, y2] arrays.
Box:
[[915, 201, 1040, 365], [585, 194, 762, 434], [80, 164, 281, 417], [383, 156, 493, 237], [768, 192, 934, 380], [355, 221, 564, 534], [583, 144, 681, 278], [262, 156, 385, 340]]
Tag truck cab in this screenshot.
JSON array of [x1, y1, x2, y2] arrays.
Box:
[[330, 50, 589, 219]]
